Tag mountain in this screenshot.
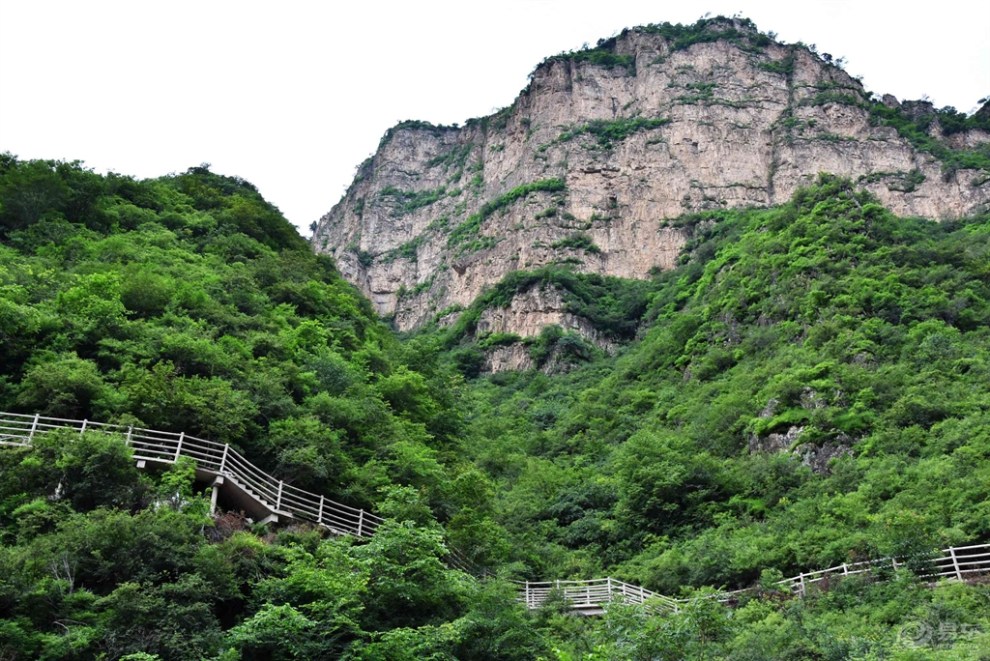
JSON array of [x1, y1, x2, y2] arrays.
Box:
[[313, 17, 990, 366], [4, 155, 990, 659], [3, 16, 990, 661]]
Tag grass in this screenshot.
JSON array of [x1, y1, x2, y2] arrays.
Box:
[[552, 117, 670, 150], [448, 179, 566, 250], [379, 186, 447, 215]]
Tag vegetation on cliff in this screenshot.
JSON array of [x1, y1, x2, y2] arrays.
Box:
[[3, 123, 990, 658], [447, 179, 566, 250], [461, 176, 990, 587]]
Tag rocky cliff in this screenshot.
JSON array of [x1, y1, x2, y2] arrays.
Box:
[[313, 17, 990, 361]]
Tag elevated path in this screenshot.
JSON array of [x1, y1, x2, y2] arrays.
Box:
[[3, 411, 988, 615], [0, 411, 381, 536]]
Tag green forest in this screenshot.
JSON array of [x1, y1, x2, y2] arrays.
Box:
[[1, 156, 988, 659]]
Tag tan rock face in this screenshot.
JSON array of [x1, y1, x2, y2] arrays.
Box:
[[313, 19, 990, 336], [483, 345, 535, 373], [475, 285, 616, 352]]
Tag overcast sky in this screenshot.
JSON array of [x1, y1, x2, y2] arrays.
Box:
[[2, 1, 988, 236]]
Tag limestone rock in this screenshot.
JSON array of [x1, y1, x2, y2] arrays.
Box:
[[313, 18, 990, 343]]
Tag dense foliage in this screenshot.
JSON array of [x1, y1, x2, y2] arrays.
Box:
[[0, 155, 499, 550], [462, 176, 990, 581], [0, 436, 543, 660], [3, 158, 989, 659]]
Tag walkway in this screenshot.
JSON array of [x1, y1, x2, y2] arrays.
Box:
[[0, 411, 381, 537], [517, 544, 990, 613], [3, 411, 987, 615]]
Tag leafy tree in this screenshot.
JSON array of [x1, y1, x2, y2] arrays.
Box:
[[15, 355, 110, 419], [353, 520, 468, 630]]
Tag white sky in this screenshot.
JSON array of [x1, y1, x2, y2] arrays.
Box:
[[1, 1, 988, 236]]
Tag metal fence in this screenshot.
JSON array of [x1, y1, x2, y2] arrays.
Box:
[[519, 577, 680, 612], [0, 411, 382, 537], [4, 411, 987, 616]]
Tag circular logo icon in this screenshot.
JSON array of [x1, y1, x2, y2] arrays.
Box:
[[897, 621, 930, 647]]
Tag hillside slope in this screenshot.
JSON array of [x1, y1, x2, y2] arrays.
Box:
[[0, 156, 479, 515], [459, 176, 990, 588], [2, 159, 989, 658]]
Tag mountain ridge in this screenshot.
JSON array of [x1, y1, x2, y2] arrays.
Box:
[[313, 16, 990, 363]]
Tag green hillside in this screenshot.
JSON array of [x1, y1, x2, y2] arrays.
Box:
[[1, 158, 988, 659], [459, 176, 990, 585]]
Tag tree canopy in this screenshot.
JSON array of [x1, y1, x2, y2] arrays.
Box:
[[2, 158, 988, 659]]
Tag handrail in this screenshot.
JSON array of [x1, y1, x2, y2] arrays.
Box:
[[775, 543, 990, 596], [3, 412, 988, 616], [517, 577, 680, 612], [518, 542, 990, 612], [0, 411, 383, 538]]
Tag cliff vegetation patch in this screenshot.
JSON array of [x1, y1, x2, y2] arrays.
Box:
[[447, 179, 566, 250], [552, 117, 670, 150]]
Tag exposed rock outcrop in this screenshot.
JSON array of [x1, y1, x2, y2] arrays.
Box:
[[475, 285, 616, 353], [313, 18, 990, 342]]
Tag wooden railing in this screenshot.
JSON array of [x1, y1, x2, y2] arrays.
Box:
[[0, 411, 382, 538]]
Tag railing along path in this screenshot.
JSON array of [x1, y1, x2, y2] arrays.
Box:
[[3, 412, 988, 616], [519, 578, 680, 613], [0, 411, 382, 538], [773, 543, 990, 595], [518, 543, 990, 613]]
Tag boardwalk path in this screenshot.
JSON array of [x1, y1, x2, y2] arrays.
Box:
[[3, 411, 988, 614], [0, 411, 381, 536]]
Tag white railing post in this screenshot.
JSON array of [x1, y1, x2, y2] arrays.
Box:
[[174, 432, 185, 462], [357, 509, 365, 537], [80, 419, 88, 435], [842, 563, 848, 575], [276, 480, 284, 511], [525, 581, 530, 608], [317, 495, 325, 525], [28, 413, 40, 443], [219, 444, 229, 474], [798, 573, 806, 596], [949, 547, 963, 581], [125, 426, 133, 445]]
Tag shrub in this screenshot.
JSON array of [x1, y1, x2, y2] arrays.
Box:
[[555, 117, 669, 149], [448, 179, 566, 249], [551, 233, 601, 254]]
